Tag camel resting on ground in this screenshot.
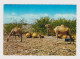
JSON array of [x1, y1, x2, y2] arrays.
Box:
[[7, 27, 22, 42], [45, 24, 73, 42]]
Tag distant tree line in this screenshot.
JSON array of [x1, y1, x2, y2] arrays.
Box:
[[4, 17, 76, 35]]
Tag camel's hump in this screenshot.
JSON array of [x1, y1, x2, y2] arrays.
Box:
[[12, 27, 22, 32], [54, 26, 69, 32]]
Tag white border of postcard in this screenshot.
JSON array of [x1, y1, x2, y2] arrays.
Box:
[[0, 0, 80, 59]]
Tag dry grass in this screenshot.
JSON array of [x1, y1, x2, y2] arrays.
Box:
[[3, 35, 76, 56]]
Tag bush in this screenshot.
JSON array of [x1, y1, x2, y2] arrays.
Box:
[[32, 16, 51, 35], [32, 17, 76, 35]]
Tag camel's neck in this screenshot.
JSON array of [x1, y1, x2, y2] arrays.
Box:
[[8, 32, 11, 38], [48, 27, 55, 33], [8, 31, 13, 38]]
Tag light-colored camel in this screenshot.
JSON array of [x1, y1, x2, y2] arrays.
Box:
[[7, 27, 22, 42], [45, 24, 72, 42]]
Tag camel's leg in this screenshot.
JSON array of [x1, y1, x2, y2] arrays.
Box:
[[21, 33, 22, 42], [69, 35, 72, 44], [18, 35, 20, 38], [7, 33, 11, 42], [11, 36, 13, 41], [68, 29, 73, 44], [15, 35, 17, 42], [7, 35, 10, 42], [56, 33, 58, 43], [73, 41, 74, 44], [15, 35, 16, 39], [7, 38, 9, 42], [13, 36, 14, 38], [12, 36, 14, 41]]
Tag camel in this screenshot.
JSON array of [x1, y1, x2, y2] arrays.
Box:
[[7, 27, 22, 42], [45, 24, 73, 43]]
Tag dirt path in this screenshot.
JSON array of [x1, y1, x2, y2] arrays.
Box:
[[3, 35, 76, 56]]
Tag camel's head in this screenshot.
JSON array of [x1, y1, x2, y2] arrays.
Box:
[[45, 24, 51, 28]]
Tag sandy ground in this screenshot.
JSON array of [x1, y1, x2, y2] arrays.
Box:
[[3, 35, 76, 56]]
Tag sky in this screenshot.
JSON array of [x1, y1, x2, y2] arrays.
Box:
[[4, 4, 76, 24]]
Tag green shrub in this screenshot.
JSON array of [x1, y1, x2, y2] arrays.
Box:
[[32, 16, 51, 35], [32, 17, 76, 35]]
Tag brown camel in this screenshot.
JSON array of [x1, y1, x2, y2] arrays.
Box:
[[45, 24, 72, 42], [7, 27, 22, 42]]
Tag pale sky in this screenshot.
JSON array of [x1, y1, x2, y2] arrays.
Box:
[[4, 4, 76, 24]]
